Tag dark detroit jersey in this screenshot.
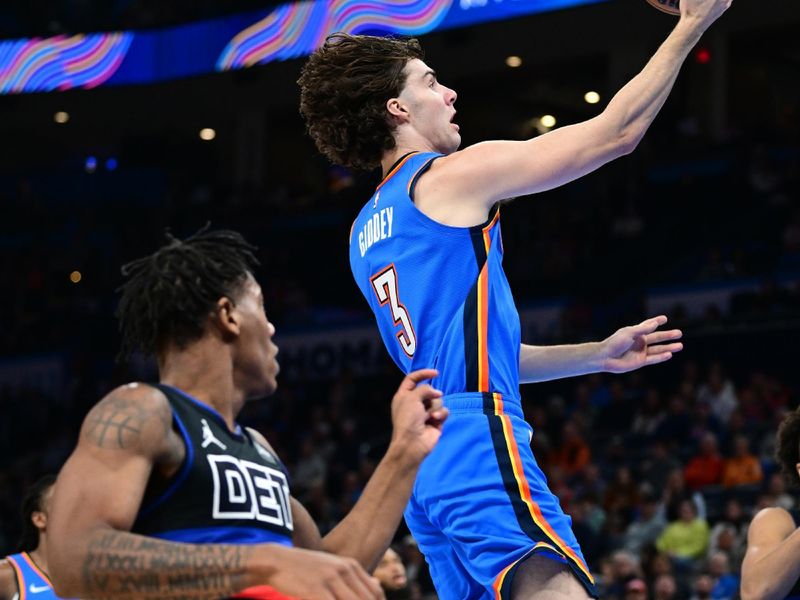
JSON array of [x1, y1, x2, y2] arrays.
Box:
[[132, 383, 293, 546]]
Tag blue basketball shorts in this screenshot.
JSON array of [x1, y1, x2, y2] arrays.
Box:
[[404, 392, 598, 599]]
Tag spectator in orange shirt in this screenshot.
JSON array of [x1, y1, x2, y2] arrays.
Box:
[[684, 432, 724, 490], [548, 419, 591, 479], [722, 435, 763, 488]]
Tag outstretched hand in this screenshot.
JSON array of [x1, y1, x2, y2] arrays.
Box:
[[389, 369, 448, 464], [600, 315, 683, 374]]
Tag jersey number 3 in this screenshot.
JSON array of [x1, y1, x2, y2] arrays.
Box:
[[371, 264, 416, 357]]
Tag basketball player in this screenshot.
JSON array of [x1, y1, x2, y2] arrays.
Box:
[[741, 408, 800, 599], [46, 228, 448, 600], [298, 0, 731, 596], [0, 475, 64, 600]]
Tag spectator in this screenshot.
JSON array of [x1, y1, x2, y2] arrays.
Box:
[[624, 577, 648, 600], [603, 466, 640, 520], [653, 574, 679, 600], [765, 471, 795, 511], [684, 432, 724, 490], [708, 498, 749, 567], [623, 488, 667, 555], [641, 441, 681, 493], [707, 551, 739, 600], [656, 499, 710, 562], [690, 574, 714, 600], [630, 388, 666, 442], [721, 435, 763, 488], [373, 547, 412, 600], [697, 363, 738, 424], [548, 419, 591, 478]]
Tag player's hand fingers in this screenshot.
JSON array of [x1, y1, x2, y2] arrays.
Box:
[[346, 563, 384, 600], [643, 329, 682, 345], [644, 351, 673, 366], [628, 315, 668, 336], [647, 342, 683, 355], [426, 407, 449, 428], [400, 369, 439, 390], [413, 384, 443, 403], [329, 568, 375, 600]]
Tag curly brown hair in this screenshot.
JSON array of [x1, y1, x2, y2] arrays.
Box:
[[776, 408, 800, 486], [298, 33, 424, 170]]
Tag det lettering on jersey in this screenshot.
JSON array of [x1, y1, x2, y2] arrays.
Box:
[[208, 455, 293, 530], [358, 206, 393, 257]]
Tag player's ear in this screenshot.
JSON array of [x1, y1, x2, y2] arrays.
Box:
[[386, 97, 409, 124], [31, 510, 47, 530], [212, 296, 241, 340], [796, 463, 800, 480]]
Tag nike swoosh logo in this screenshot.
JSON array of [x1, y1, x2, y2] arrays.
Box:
[[29, 583, 50, 593]]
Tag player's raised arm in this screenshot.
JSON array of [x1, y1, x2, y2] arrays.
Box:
[[417, 0, 732, 222], [47, 384, 381, 600], [318, 369, 446, 571]]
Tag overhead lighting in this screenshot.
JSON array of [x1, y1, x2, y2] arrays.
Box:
[[540, 115, 557, 128], [70, 270, 82, 284], [584, 91, 601, 105], [199, 128, 216, 141], [84, 156, 97, 173], [54, 111, 69, 124], [505, 56, 522, 68]]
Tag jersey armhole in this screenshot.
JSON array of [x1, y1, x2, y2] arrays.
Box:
[[408, 156, 440, 203]]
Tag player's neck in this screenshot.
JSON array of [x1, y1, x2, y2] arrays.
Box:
[[159, 342, 244, 431], [28, 543, 48, 577], [381, 133, 436, 176]]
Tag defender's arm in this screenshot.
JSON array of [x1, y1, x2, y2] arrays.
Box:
[[741, 507, 800, 600], [48, 385, 380, 600]]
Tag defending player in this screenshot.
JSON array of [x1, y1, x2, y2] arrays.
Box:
[[0, 475, 64, 600], [45, 228, 448, 600], [298, 0, 731, 596], [741, 408, 800, 600]]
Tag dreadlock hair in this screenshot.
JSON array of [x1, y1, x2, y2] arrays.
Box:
[[116, 226, 260, 361], [776, 408, 800, 487], [18, 474, 56, 551], [298, 33, 424, 170]]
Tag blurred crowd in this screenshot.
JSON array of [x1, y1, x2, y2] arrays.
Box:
[[0, 104, 798, 599]]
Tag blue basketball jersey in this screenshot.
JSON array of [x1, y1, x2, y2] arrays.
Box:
[[349, 151, 521, 401], [350, 151, 597, 599], [5, 552, 63, 599]]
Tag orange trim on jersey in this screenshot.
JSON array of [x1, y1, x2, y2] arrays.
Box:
[[492, 392, 504, 415], [498, 415, 595, 584], [20, 552, 53, 587], [376, 152, 419, 192], [476, 208, 501, 392], [6, 556, 26, 600]]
